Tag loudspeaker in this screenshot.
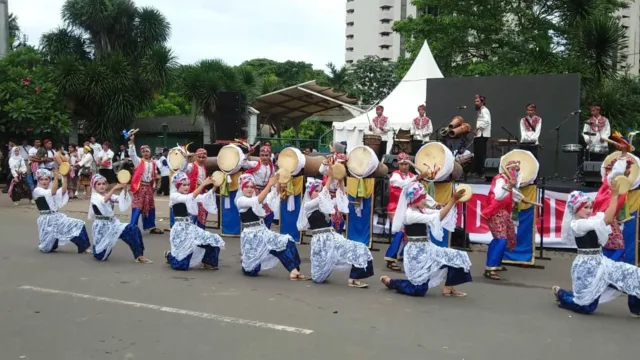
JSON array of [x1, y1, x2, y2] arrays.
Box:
[[484, 158, 500, 181], [582, 161, 603, 186], [215, 91, 245, 141]]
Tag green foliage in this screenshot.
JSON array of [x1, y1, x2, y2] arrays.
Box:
[[346, 56, 399, 104], [280, 118, 331, 139], [0, 47, 71, 136], [241, 59, 327, 90], [137, 92, 190, 118], [40, 0, 176, 140]]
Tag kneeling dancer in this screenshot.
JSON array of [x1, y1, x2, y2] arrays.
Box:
[[89, 174, 152, 263], [553, 185, 640, 316], [381, 182, 472, 297], [33, 168, 91, 254], [298, 170, 374, 288], [164, 172, 225, 270], [236, 173, 310, 280]]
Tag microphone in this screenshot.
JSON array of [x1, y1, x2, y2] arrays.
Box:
[[457, 106, 467, 109], [571, 110, 582, 115]]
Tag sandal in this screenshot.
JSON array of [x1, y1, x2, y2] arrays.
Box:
[[290, 274, 311, 281], [631, 313, 640, 318], [552, 286, 560, 304], [348, 280, 369, 288], [386, 261, 402, 272], [163, 251, 169, 264], [201, 264, 219, 270], [380, 276, 392, 289], [150, 228, 164, 235], [443, 289, 467, 297], [483, 271, 500, 280], [83, 248, 92, 254], [135, 256, 153, 264]]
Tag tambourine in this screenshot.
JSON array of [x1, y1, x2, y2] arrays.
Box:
[[614, 175, 632, 194], [58, 162, 71, 176], [117, 169, 131, 184], [276, 168, 291, 184], [332, 163, 347, 180], [456, 184, 473, 202], [211, 171, 226, 187], [122, 128, 139, 139]]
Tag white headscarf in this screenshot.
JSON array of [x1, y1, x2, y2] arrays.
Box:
[[391, 181, 426, 233], [9, 146, 23, 170], [560, 191, 592, 246], [296, 179, 323, 231]]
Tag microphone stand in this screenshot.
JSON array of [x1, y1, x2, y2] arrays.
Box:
[[548, 111, 579, 179], [501, 126, 519, 152], [435, 107, 462, 151]]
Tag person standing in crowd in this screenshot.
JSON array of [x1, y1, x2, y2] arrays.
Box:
[[128, 134, 164, 235], [67, 144, 79, 199], [582, 104, 611, 161], [2, 140, 17, 192], [17, 140, 34, 190], [185, 148, 210, 229], [32, 168, 91, 254], [243, 146, 276, 229], [164, 172, 225, 270], [28, 139, 42, 189], [385, 152, 420, 271], [88, 136, 102, 157], [368, 105, 390, 158], [98, 141, 115, 184], [41, 140, 56, 171], [235, 173, 310, 280], [553, 186, 640, 316], [411, 104, 433, 143], [76, 145, 95, 198], [519, 104, 542, 157], [473, 95, 491, 176], [262, 141, 275, 162], [380, 182, 471, 297], [8, 147, 33, 206], [156, 148, 170, 196]]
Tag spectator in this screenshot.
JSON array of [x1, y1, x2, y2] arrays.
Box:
[[7, 146, 32, 205], [76, 145, 94, 198], [42, 139, 56, 170], [68, 144, 79, 199], [98, 141, 115, 184], [156, 148, 170, 195]]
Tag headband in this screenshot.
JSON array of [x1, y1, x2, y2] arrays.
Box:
[[171, 171, 190, 187], [604, 156, 633, 171], [376, 105, 384, 110], [195, 148, 207, 155], [505, 160, 521, 169], [307, 179, 322, 196], [405, 181, 426, 205], [260, 145, 271, 154], [397, 152, 410, 163], [566, 191, 591, 215], [140, 145, 150, 152], [335, 153, 347, 163], [91, 174, 107, 189], [103, 141, 110, 147], [239, 173, 255, 190], [35, 168, 52, 180]]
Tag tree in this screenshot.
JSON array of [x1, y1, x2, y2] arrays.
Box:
[[0, 47, 71, 137], [40, 0, 175, 142], [241, 58, 327, 91], [347, 56, 399, 104], [324, 62, 350, 94], [137, 92, 190, 118], [176, 59, 260, 141]]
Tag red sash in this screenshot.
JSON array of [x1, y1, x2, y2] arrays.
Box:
[[482, 174, 513, 219], [130, 160, 156, 193]]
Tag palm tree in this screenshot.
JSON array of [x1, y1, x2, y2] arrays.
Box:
[[325, 62, 350, 93], [39, 0, 175, 142], [176, 59, 260, 141]]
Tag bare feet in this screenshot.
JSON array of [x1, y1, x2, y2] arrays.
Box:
[[289, 270, 310, 281], [135, 256, 153, 264], [552, 286, 560, 304], [380, 276, 392, 289], [348, 279, 369, 288]]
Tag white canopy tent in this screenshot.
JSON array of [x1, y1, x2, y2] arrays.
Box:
[[333, 41, 444, 153]]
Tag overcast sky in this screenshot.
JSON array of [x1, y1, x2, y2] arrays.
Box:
[[10, 0, 346, 72]]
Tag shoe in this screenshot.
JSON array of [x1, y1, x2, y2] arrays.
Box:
[[13, 202, 19, 206], [30, 200, 35, 205]]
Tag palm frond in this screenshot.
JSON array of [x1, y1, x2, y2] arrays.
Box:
[[40, 28, 91, 61], [139, 45, 177, 90], [136, 6, 171, 47]]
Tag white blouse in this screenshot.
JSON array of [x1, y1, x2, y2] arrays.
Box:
[[571, 212, 612, 246], [129, 144, 154, 182], [170, 191, 218, 215], [33, 187, 69, 211], [89, 191, 131, 218]]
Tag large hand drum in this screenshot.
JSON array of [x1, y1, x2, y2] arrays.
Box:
[[600, 151, 640, 189], [217, 144, 245, 174], [58, 162, 71, 176], [415, 142, 455, 182], [277, 147, 306, 176], [499, 149, 539, 187], [168, 146, 189, 172], [347, 145, 380, 178], [211, 171, 226, 187], [117, 169, 131, 184]]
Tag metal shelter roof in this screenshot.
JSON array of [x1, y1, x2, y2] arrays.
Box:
[[251, 80, 359, 122]]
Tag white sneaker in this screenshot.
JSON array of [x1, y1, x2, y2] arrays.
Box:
[[13, 202, 19, 206], [30, 200, 35, 205]]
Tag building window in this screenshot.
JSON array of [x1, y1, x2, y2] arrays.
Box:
[[380, 19, 391, 24], [346, 22, 354, 27], [347, 9, 354, 14], [346, 47, 354, 52], [380, 45, 391, 50], [346, 35, 354, 39], [381, 6, 391, 11], [346, 60, 354, 64], [381, 58, 391, 62], [380, 32, 390, 37]]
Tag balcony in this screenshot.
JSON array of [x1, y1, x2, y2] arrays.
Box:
[[346, 10, 355, 22], [345, 37, 354, 48], [345, 51, 355, 63], [379, 22, 393, 34], [346, 0, 356, 10], [378, 35, 393, 47], [378, 47, 392, 59], [379, 0, 394, 7]]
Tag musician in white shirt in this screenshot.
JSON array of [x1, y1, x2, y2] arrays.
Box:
[[519, 103, 542, 157], [473, 95, 491, 175], [582, 104, 611, 161], [367, 105, 390, 158], [411, 104, 433, 142]]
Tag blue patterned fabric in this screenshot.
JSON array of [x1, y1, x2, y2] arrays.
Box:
[[346, 196, 372, 246], [602, 248, 625, 262], [167, 245, 220, 270], [389, 279, 430, 296], [486, 238, 507, 269], [50, 226, 91, 253], [557, 288, 599, 314], [330, 216, 345, 234], [191, 213, 207, 230], [93, 223, 144, 261], [170, 208, 175, 228], [221, 190, 241, 235], [264, 212, 275, 229], [130, 208, 156, 230], [280, 193, 302, 242], [242, 241, 301, 276], [349, 260, 374, 279], [385, 231, 404, 262]]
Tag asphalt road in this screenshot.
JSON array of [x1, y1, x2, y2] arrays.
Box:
[[0, 199, 637, 360]]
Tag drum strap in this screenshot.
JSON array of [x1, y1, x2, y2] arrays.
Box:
[[523, 117, 536, 131]]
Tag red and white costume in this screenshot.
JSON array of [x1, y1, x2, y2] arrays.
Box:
[[387, 153, 416, 216], [129, 144, 157, 224], [186, 148, 209, 226], [319, 153, 347, 232], [593, 157, 632, 250], [520, 116, 542, 144], [368, 107, 390, 141], [411, 106, 432, 142], [243, 145, 276, 216], [582, 115, 611, 152]]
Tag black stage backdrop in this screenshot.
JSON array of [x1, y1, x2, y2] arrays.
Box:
[[426, 74, 581, 178]]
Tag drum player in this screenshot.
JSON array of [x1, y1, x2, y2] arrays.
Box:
[[582, 103, 611, 161], [519, 103, 541, 157], [411, 104, 433, 144], [367, 105, 390, 159]]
